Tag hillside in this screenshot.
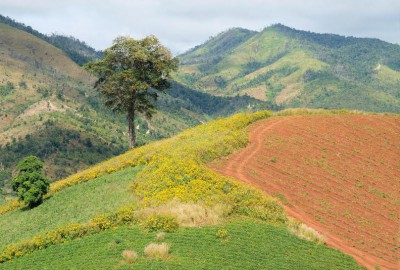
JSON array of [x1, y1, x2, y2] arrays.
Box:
[[0, 110, 362, 269], [0, 23, 130, 189], [175, 24, 400, 113], [0, 22, 276, 200], [0, 14, 102, 65], [211, 111, 400, 269]]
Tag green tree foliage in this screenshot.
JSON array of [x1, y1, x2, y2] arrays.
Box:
[[11, 156, 49, 208], [0, 81, 15, 96], [84, 35, 179, 148]]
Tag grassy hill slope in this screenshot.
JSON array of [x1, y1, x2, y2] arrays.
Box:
[[0, 22, 277, 199], [175, 24, 400, 113], [0, 110, 362, 269], [3, 221, 361, 270]]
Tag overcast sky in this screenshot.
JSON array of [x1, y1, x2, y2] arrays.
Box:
[[1, 0, 399, 54]]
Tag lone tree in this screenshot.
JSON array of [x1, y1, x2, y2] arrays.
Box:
[[84, 35, 179, 148], [11, 156, 49, 208]]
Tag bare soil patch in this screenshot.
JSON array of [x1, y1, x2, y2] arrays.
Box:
[[211, 114, 400, 270]]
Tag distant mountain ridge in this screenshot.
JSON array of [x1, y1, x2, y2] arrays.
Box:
[[175, 24, 400, 113], [0, 14, 102, 65]]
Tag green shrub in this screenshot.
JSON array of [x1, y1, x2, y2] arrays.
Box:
[[216, 229, 229, 240], [143, 214, 179, 233], [11, 156, 49, 208]]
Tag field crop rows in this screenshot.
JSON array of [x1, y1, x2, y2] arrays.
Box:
[[212, 114, 399, 270], [0, 167, 141, 251], [2, 220, 362, 270]]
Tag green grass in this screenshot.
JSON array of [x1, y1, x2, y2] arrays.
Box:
[[0, 166, 141, 250], [2, 219, 362, 270]]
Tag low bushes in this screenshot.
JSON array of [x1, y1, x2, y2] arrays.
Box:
[[0, 205, 137, 263], [143, 214, 179, 233]]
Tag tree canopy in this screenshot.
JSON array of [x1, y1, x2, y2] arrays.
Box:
[[11, 156, 49, 208], [84, 35, 179, 148]]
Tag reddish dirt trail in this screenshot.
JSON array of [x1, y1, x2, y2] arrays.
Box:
[[211, 115, 400, 270]]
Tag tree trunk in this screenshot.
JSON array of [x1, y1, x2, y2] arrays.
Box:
[[127, 108, 136, 149]]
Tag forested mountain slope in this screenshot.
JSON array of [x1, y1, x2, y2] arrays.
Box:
[[176, 24, 400, 113]]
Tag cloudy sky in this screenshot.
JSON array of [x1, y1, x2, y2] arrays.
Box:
[[1, 0, 399, 54]]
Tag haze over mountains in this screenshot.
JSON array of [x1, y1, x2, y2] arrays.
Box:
[[176, 24, 400, 113]]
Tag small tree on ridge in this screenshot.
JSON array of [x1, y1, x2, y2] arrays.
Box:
[[84, 35, 179, 148]]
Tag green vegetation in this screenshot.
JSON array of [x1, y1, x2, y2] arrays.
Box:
[[11, 156, 49, 208], [0, 81, 15, 96], [0, 14, 102, 66], [85, 35, 179, 148], [0, 118, 126, 184], [0, 166, 141, 251], [143, 214, 179, 233], [0, 21, 276, 195], [2, 220, 362, 270], [1, 111, 285, 262], [176, 24, 400, 113], [0, 109, 374, 268]]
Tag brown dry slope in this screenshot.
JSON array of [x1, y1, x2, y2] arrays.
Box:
[[211, 114, 400, 270]]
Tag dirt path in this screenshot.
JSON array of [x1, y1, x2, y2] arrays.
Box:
[[224, 119, 286, 180], [210, 115, 399, 270]]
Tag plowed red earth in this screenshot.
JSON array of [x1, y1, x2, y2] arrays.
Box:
[[211, 114, 400, 270]]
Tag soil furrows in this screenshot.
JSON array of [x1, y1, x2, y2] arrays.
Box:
[[210, 114, 400, 270], [249, 159, 397, 223], [246, 162, 397, 255]]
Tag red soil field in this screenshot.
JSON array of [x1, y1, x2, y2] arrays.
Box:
[[211, 114, 400, 270]]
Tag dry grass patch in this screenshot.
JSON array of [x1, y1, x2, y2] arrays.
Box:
[[136, 201, 228, 227], [288, 219, 326, 245], [122, 250, 138, 264], [144, 243, 169, 259]]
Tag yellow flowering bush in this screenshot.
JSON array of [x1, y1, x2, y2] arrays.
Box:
[[143, 214, 179, 232], [0, 200, 24, 215], [0, 205, 138, 263], [128, 110, 286, 224]]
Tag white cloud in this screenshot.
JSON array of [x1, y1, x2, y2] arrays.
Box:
[[1, 0, 399, 54]]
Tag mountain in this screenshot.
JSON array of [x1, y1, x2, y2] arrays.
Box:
[[175, 24, 400, 113], [0, 21, 276, 199], [0, 14, 102, 65]]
